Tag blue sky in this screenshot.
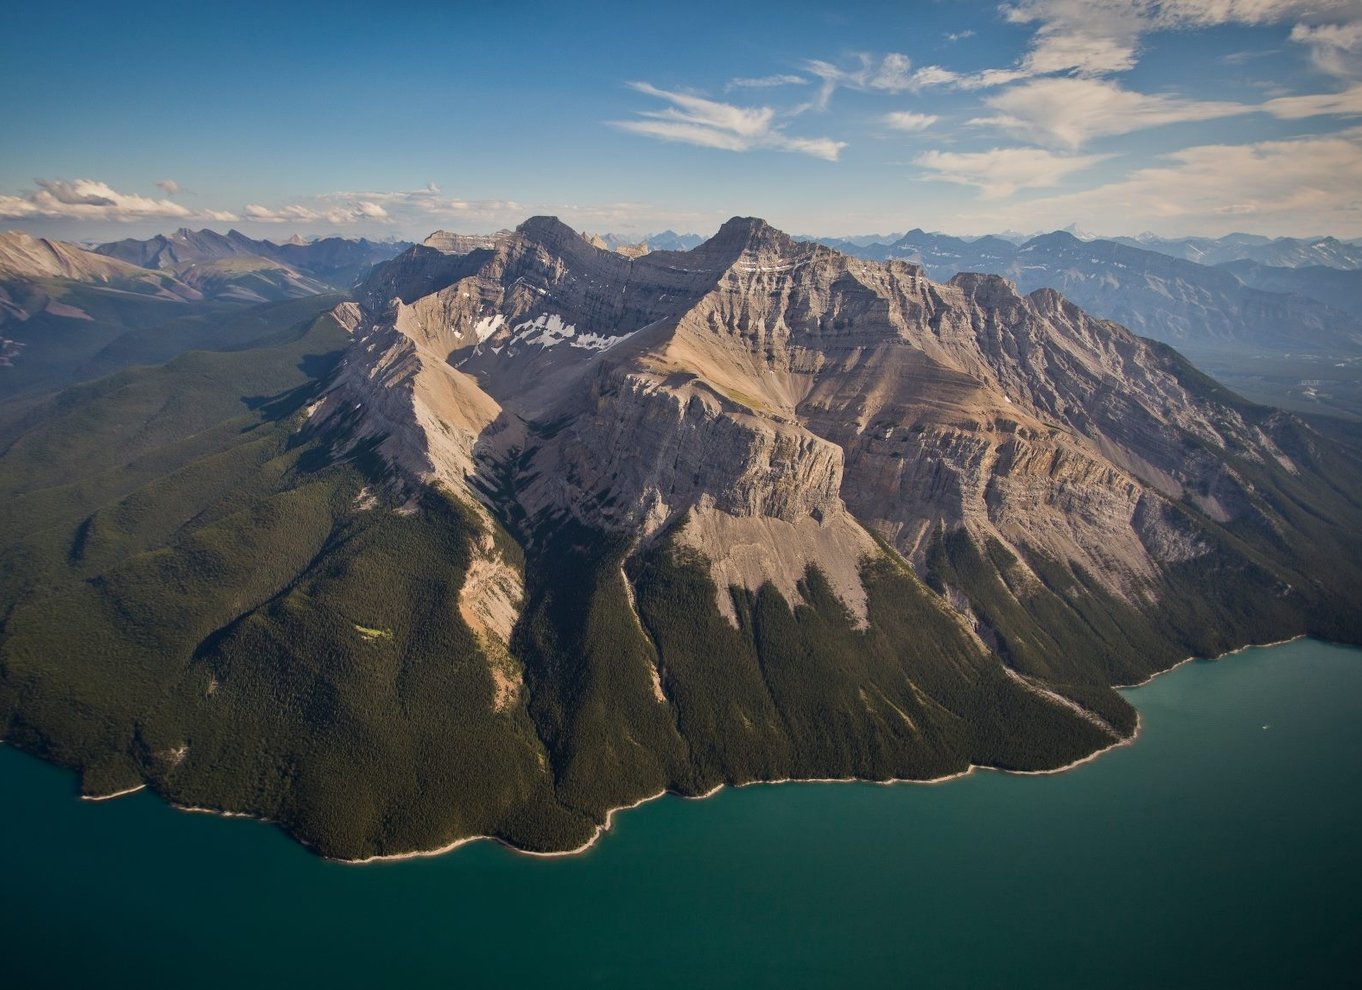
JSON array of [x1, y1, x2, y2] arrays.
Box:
[[3, 0, 1361, 240]]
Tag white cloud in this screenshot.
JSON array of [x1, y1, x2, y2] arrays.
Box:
[[1002, 0, 1358, 72], [910, 65, 962, 87], [260, 187, 726, 240], [0, 179, 715, 242], [945, 30, 976, 42], [321, 186, 523, 220], [949, 0, 1362, 92], [765, 0, 1362, 123], [883, 111, 938, 132], [975, 77, 1249, 148], [954, 68, 1033, 91], [0, 179, 195, 221], [913, 147, 1112, 198], [960, 131, 1362, 236], [1219, 48, 1279, 64], [1000, 0, 1152, 76], [244, 203, 322, 223], [156, 179, 181, 195], [338, 182, 447, 208], [833, 59, 1026, 95], [869, 53, 916, 92], [1158, 1, 1358, 29], [972, 76, 1362, 148], [1262, 81, 1362, 116], [799, 53, 935, 110], [242, 197, 396, 225], [613, 82, 845, 160], [726, 74, 809, 90], [1290, 21, 1362, 78], [797, 52, 1035, 106]]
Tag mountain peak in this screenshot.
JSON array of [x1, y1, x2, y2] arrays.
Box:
[[694, 216, 802, 264], [711, 215, 781, 243], [1021, 230, 1083, 251], [515, 215, 587, 250], [423, 229, 461, 248]]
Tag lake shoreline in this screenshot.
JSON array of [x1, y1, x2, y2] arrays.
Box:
[[6, 635, 1357, 988], [339, 633, 1311, 864], [5, 632, 1314, 864]]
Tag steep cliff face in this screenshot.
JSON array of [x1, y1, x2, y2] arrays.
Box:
[[326, 215, 1348, 628]]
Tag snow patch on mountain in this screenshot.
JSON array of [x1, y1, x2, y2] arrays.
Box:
[[507, 313, 630, 352]]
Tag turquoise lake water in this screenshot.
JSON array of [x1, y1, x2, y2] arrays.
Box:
[[2, 638, 1360, 988]]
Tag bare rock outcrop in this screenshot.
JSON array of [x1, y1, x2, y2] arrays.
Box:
[[319, 213, 1330, 637]]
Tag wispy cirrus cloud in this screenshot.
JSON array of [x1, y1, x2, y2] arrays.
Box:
[[612, 82, 845, 160], [242, 204, 324, 223], [904, 1, 1362, 95], [913, 146, 1113, 198], [243, 198, 392, 224], [969, 76, 1362, 149], [972, 77, 1249, 149], [1219, 48, 1279, 65], [883, 111, 938, 133], [799, 53, 951, 110], [0, 179, 201, 221], [247, 185, 726, 238], [610, 3, 1362, 173], [726, 73, 809, 90], [958, 130, 1362, 236], [802, 53, 1027, 101], [1262, 81, 1362, 117]]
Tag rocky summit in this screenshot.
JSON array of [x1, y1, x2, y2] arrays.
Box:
[[2, 216, 1360, 860]]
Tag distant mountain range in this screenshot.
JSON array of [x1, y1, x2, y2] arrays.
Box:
[[826, 228, 1362, 356], [590, 230, 705, 254], [6, 220, 1362, 415], [808, 229, 1362, 271], [0, 229, 202, 311], [2, 227, 409, 313], [604, 228, 1362, 270], [94, 227, 411, 302], [1110, 233, 1362, 269], [0, 228, 409, 398], [799, 228, 1362, 420]]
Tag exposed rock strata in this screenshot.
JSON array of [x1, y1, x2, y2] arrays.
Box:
[[327, 216, 1300, 624]]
